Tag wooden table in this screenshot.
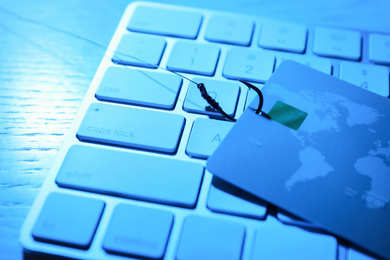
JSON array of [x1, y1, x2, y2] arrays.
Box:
[[1, 0, 389, 259]]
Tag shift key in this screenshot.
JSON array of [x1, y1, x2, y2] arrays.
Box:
[[56, 145, 204, 208], [77, 103, 185, 154]]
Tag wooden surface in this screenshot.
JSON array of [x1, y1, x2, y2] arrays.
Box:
[[0, 0, 389, 259]]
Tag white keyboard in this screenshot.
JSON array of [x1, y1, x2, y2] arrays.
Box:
[[20, 2, 390, 260]]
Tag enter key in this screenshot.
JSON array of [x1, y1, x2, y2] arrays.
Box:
[[186, 118, 234, 159]]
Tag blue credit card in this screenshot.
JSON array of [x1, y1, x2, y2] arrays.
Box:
[[207, 61, 390, 259]]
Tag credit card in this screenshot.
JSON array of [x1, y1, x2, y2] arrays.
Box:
[[207, 61, 390, 259]]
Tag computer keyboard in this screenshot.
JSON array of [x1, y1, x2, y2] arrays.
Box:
[[20, 2, 390, 259]]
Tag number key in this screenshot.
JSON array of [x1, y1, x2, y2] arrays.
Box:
[[167, 41, 220, 76], [223, 48, 275, 83], [339, 62, 389, 96]]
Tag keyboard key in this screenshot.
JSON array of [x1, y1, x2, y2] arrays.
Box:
[[204, 15, 254, 46], [339, 62, 389, 96], [313, 27, 361, 60], [369, 33, 390, 65], [32, 193, 104, 249], [186, 118, 233, 159], [259, 22, 307, 53], [103, 204, 173, 259], [77, 103, 185, 154], [127, 5, 202, 39], [183, 78, 240, 118], [252, 218, 337, 260], [95, 67, 182, 109], [112, 34, 165, 68], [176, 215, 245, 260], [207, 177, 267, 219], [166, 41, 220, 76], [276, 55, 332, 74], [56, 145, 204, 208], [223, 48, 275, 83]]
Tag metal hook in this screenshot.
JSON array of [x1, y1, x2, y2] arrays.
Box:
[[239, 80, 271, 119]]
